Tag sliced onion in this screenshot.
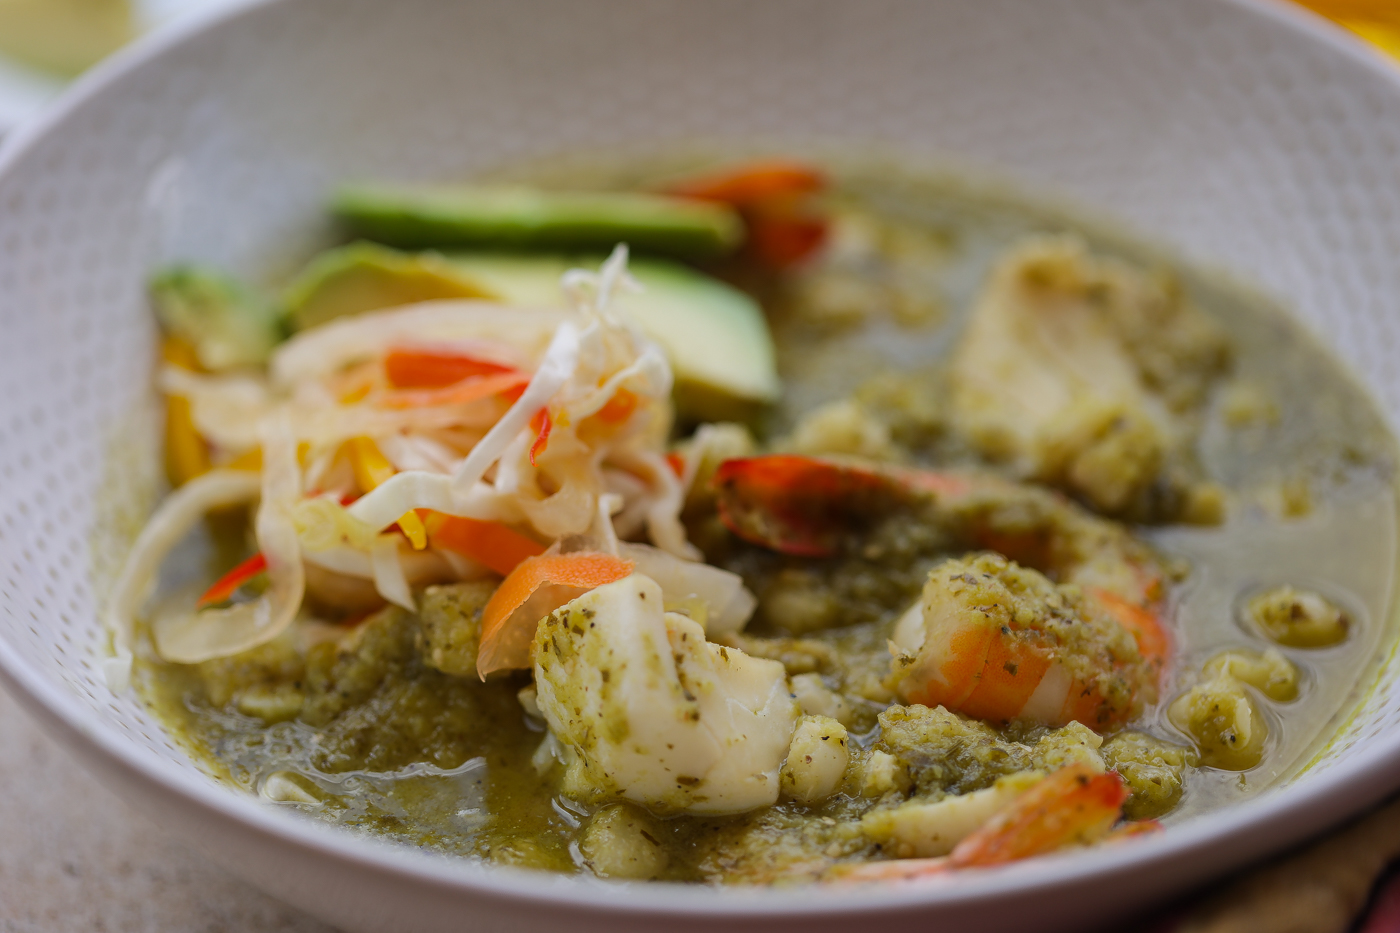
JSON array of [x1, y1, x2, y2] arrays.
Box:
[[618, 542, 755, 636], [160, 366, 270, 452], [377, 432, 461, 474], [102, 468, 262, 689], [612, 449, 698, 560], [154, 412, 306, 664], [346, 471, 521, 532], [288, 398, 502, 450], [371, 535, 415, 610], [303, 545, 454, 586], [293, 495, 380, 551], [566, 341, 671, 422], [271, 301, 565, 388]]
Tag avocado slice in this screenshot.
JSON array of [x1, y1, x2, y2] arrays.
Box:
[[449, 252, 780, 413], [283, 241, 496, 331], [334, 184, 744, 259], [279, 242, 779, 414], [151, 266, 282, 370]]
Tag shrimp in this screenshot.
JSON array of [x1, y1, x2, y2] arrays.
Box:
[[713, 455, 1171, 728], [829, 763, 1129, 882], [896, 553, 1154, 729]]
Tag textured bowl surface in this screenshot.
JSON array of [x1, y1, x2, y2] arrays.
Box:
[[4, 1, 1400, 930]]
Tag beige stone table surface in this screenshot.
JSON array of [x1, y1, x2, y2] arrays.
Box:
[[0, 682, 338, 932]]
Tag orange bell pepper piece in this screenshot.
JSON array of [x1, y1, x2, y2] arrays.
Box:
[[197, 552, 268, 608], [476, 552, 634, 677], [528, 408, 553, 466], [596, 387, 638, 424], [345, 435, 428, 549], [162, 337, 211, 487], [669, 160, 825, 205], [670, 159, 829, 270], [384, 347, 519, 389]]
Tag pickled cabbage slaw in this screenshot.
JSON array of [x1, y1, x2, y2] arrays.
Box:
[[104, 246, 730, 688]]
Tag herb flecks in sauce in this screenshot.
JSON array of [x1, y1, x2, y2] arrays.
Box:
[[134, 160, 1399, 883]]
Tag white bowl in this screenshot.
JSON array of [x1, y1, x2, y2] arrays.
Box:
[[4, 1, 1400, 930]]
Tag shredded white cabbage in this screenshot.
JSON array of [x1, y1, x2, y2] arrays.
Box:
[[117, 247, 711, 672], [450, 318, 583, 497]]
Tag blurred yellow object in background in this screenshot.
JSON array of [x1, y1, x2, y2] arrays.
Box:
[[0, 0, 133, 76], [1298, 0, 1400, 60]]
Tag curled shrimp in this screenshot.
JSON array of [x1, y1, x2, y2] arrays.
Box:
[[713, 455, 1172, 728], [829, 763, 1129, 882], [897, 552, 1155, 729]]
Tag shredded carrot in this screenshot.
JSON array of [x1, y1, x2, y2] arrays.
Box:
[[666, 452, 686, 478], [197, 552, 268, 608], [384, 347, 518, 389], [427, 513, 545, 576], [529, 408, 553, 466], [477, 552, 634, 677], [345, 436, 428, 548]]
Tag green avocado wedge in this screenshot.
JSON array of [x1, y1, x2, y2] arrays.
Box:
[[283, 241, 495, 332], [334, 184, 744, 259], [451, 252, 781, 414], [280, 243, 779, 416], [150, 266, 282, 370]]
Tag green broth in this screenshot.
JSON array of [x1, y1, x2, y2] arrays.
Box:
[[134, 156, 1400, 879]]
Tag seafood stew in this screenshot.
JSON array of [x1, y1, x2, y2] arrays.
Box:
[[113, 157, 1397, 884]]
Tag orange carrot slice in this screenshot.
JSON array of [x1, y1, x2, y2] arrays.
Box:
[[427, 514, 545, 577], [476, 552, 634, 677], [197, 552, 268, 608]]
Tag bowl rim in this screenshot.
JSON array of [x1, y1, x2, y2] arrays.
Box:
[[3, 0, 1400, 919]]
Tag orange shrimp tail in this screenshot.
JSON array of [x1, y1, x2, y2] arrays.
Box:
[[949, 765, 1128, 868], [1103, 820, 1164, 844], [1087, 587, 1171, 675], [1059, 679, 1130, 732], [713, 456, 909, 557], [825, 856, 951, 884]]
